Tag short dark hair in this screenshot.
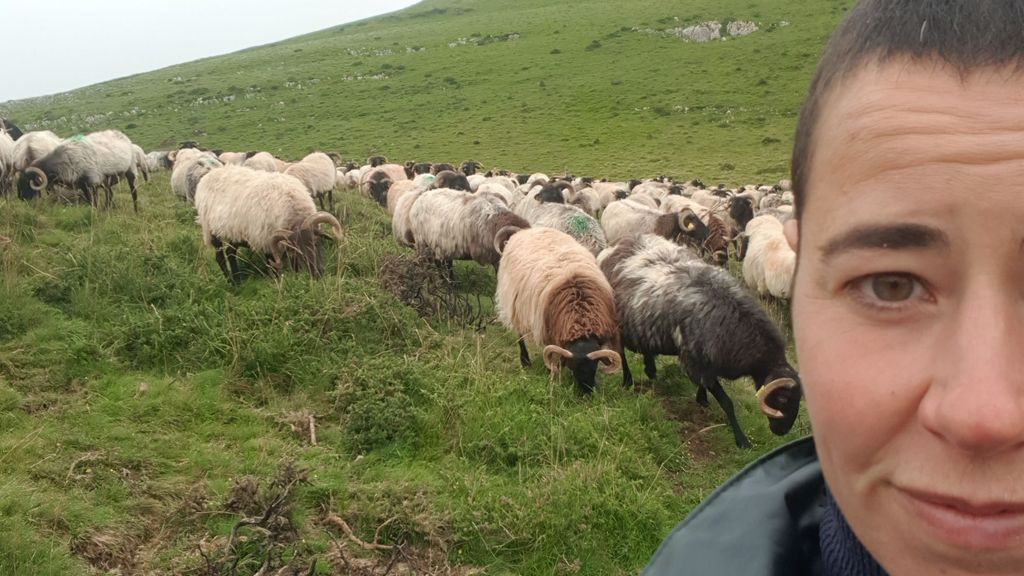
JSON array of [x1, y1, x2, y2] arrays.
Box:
[[792, 0, 1024, 219]]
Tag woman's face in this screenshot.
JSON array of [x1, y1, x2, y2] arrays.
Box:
[[789, 60, 1024, 575]]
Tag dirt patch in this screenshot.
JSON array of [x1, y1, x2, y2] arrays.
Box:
[[326, 540, 482, 576], [71, 528, 140, 573]]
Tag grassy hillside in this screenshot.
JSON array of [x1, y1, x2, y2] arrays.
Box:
[[0, 0, 854, 574], [3, 0, 851, 181]]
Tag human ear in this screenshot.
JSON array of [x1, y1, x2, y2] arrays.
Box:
[[784, 219, 799, 253]]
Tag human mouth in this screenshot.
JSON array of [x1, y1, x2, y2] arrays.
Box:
[[899, 487, 1024, 550]]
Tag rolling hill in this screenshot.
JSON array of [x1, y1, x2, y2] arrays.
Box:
[[0, 0, 854, 574], [3, 0, 851, 181]]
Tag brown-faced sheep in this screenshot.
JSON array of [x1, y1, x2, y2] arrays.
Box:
[[495, 226, 622, 393]]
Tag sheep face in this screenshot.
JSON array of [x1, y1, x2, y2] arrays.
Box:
[[367, 173, 392, 206], [729, 197, 755, 231], [543, 336, 621, 394], [433, 170, 471, 192], [284, 227, 327, 278], [757, 368, 803, 436]]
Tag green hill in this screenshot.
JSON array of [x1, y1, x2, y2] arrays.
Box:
[[0, 1, 853, 574], [3, 0, 851, 181]]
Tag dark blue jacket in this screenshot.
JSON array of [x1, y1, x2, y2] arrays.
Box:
[[642, 437, 825, 575]]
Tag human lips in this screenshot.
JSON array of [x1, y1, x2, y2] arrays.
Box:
[[899, 486, 1024, 550]]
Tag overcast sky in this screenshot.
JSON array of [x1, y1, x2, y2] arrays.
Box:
[[3, 0, 420, 103]]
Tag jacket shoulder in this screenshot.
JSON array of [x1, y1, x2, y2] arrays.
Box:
[[642, 437, 824, 576]]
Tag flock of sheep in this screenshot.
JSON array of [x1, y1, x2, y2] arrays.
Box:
[[0, 120, 802, 449]]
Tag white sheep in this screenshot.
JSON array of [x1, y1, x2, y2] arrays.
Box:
[[386, 174, 435, 215], [361, 163, 409, 206], [742, 215, 796, 299], [407, 188, 530, 273], [513, 184, 607, 256], [19, 130, 140, 210], [171, 148, 223, 204], [12, 130, 62, 174], [600, 199, 708, 247], [194, 165, 342, 281], [284, 152, 337, 210], [242, 151, 279, 172]]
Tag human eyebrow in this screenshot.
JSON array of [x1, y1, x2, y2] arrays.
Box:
[[820, 223, 949, 259]]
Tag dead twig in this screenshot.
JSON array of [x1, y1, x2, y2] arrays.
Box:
[[65, 451, 104, 484], [309, 414, 317, 446], [325, 513, 396, 551]]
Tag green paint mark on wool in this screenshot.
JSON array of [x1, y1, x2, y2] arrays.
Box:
[[70, 134, 86, 142], [569, 214, 589, 235]]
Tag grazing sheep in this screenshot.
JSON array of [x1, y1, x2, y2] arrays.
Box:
[[514, 193, 607, 256], [243, 151, 279, 172], [194, 165, 343, 281], [12, 130, 62, 174], [386, 174, 435, 215], [408, 188, 530, 274], [19, 130, 140, 210], [284, 151, 337, 210], [131, 144, 150, 183], [145, 151, 173, 172], [599, 234, 803, 448], [171, 148, 223, 204], [601, 199, 710, 248], [361, 163, 409, 206], [391, 187, 427, 247], [368, 155, 388, 168], [742, 215, 796, 299], [495, 226, 622, 393]]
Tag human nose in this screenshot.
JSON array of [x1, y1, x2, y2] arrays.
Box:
[[919, 286, 1024, 455]]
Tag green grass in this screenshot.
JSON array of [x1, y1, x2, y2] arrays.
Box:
[[0, 176, 810, 574], [0, 0, 847, 573]]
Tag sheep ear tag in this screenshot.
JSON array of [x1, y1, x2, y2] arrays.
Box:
[[685, 221, 696, 231]]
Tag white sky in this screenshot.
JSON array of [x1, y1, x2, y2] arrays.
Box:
[[3, 0, 421, 103]]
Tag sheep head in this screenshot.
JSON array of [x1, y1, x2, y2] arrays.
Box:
[[543, 337, 621, 394], [271, 212, 343, 279], [534, 181, 573, 204], [728, 196, 755, 231], [434, 170, 471, 192], [755, 370, 803, 436], [19, 167, 48, 200]]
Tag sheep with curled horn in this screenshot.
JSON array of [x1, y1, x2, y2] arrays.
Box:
[[601, 199, 710, 248], [494, 226, 623, 393], [194, 165, 343, 282], [19, 130, 141, 210], [599, 234, 802, 448]]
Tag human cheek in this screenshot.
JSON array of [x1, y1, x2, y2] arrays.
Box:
[[794, 284, 934, 467]]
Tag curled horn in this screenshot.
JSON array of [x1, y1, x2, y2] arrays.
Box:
[[269, 229, 292, 269], [25, 167, 47, 192], [493, 225, 524, 256], [755, 378, 798, 419], [167, 149, 178, 163], [303, 212, 343, 240], [586, 349, 621, 374], [543, 345, 573, 374]]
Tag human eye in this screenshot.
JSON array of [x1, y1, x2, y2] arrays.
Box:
[[847, 273, 933, 313]]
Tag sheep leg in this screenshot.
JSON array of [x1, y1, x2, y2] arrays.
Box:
[[225, 243, 241, 280], [126, 171, 138, 213], [695, 386, 709, 407], [643, 353, 658, 380], [517, 336, 531, 367], [621, 351, 635, 388], [698, 371, 751, 449], [210, 236, 234, 282]]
